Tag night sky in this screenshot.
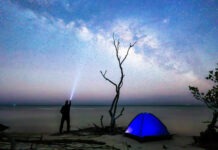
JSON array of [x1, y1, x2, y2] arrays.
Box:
[[0, 0, 217, 105]]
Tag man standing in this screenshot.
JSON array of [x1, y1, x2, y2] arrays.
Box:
[[59, 100, 71, 133]]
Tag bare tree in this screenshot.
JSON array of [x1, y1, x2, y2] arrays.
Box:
[[100, 34, 136, 132]]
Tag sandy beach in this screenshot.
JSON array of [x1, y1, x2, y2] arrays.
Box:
[[0, 130, 204, 150]]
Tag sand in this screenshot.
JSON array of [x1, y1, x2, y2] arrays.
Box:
[[0, 130, 204, 150]]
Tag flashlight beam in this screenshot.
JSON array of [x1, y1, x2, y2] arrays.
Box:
[[69, 70, 81, 100]]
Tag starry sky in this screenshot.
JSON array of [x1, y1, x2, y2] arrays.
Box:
[[0, 0, 217, 105]]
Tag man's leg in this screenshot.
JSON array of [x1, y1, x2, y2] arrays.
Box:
[[59, 117, 64, 133], [67, 118, 70, 132]]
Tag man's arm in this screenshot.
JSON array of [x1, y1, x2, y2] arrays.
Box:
[[60, 106, 63, 114]]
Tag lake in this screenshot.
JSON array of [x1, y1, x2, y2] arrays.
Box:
[[0, 105, 212, 136]]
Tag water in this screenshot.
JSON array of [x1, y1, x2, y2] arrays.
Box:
[[0, 105, 212, 136]]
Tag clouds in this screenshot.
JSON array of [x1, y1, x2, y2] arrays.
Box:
[[90, 19, 188, 74], [76, 25, 94, 41]]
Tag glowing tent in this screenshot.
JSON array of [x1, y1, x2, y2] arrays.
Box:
[[125, 113, 171, 141]]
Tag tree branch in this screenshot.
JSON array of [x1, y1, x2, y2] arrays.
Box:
[[113, 33, 119, 52], [115, 43, 120, 62], [115, 107, 125, 120], [100, 70, 117, 87], [121, 41, 137, 64], [119, 80, 124, 88], [100, 115, 104, 128]]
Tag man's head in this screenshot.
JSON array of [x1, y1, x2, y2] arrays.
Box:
[[65, 100, 68, 105]]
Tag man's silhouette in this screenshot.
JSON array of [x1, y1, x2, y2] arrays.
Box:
[[59, 100, 71, 133]]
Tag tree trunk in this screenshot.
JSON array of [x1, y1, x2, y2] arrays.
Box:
[[201, 110, 218, 141], [109, 94, 118, 133], [110, 117, 116, 133], [208, 110, 218, 130]]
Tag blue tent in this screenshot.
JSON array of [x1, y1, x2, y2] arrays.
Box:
[[125, 113, 171, 141]]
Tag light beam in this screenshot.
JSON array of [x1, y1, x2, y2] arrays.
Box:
[[69, 70, 81, 100]]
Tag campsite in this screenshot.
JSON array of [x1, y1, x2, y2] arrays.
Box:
[[0, 105, 215, 149], [0, 0, 218, 149]]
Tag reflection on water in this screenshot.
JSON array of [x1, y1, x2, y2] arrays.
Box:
[[0, 106, 212, 136]]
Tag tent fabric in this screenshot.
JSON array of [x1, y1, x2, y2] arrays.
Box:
[[125, 112, 171, 141]]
